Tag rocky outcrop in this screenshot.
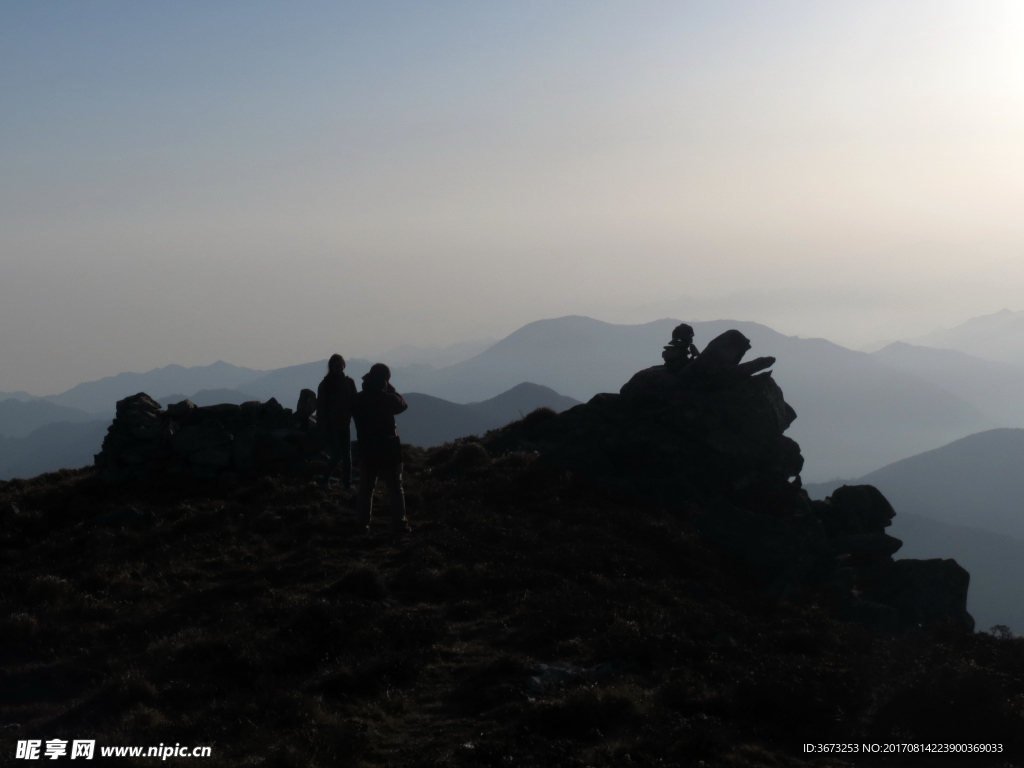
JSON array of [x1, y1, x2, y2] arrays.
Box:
[[94, 393, 323, 482], [489, 326, 974, 633]]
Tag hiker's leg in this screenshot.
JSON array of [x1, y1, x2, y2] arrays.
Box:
[[321, 428, 344, 484], [382, 463, 406, 527], [357, 461, 379, 528], [340, 425, 352, 489]]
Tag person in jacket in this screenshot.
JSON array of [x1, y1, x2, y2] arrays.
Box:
[[352, 363, 409, 534], [317, 354, 357, 489]]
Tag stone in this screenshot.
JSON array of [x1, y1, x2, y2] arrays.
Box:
[[240, 400, 263, 418], [253, 432, 298, 462], [170, 422, 233, 457], [197, 403, 242, 419], [166, 400, 197, 419], [232, 426, 257, 472], [486, 327, 975, 633], [116, 393, 162, 415], [863, 558, 974, 631], [189, 445, 233, 468], [829, 533, 903, 559], [818, 485, 896, 536]]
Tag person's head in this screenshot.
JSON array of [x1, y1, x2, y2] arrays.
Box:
[[362, 362, 391, 390], [296, 388, 317, 417], [671, 323, 695, 345], [328, 354, 346, 374]]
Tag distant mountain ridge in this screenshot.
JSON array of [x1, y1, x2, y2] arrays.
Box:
[[0, 420, 109, 481], [395, 315, 986, 481], [0, 399, 94, 439], [45, 361, 265, 414], [870, 342, 1024, 426], [398, 383, 580, 448], [804, 428, 1024, 540], [10, 315, 1001, 482], [0, 390, 38, 403], [910, 308, 1024, 366]]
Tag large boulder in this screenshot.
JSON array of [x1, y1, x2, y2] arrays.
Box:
[[488, 328, 974, 633], [170, 422, 233, 458], [863, 558, 974, 631]]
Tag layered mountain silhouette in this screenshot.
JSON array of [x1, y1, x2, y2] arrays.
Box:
[[0, 419, 108, 481], [0, 398, 94, 439], [398, 383, 580, 447], [0, 390, 37, 402], [44, 361, 264, 414], [871, 342, 1024, 425], [8, 315, 1021, 481], [376, 337, 496, 367], [910, 308, 1024, 366], [805, 428, 1024, 539]]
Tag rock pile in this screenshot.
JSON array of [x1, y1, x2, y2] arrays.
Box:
[[94, 393, 324, 482], [489, 325, 974, 633]]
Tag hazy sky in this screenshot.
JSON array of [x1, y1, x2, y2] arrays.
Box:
[[4, 1, 1024, 394]]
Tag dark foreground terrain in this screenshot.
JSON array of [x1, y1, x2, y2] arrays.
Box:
[[1, 443, 1023, 767]]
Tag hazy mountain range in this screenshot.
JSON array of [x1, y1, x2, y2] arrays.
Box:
[[0, 398, 96, 439], [0, 420, 109, 483], [7, 313, 1024, 481], [397, 383, 580, 448], [910, 308, 1024, 366], [805, 428, 1024, 540]]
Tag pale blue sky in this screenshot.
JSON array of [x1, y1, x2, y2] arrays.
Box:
[[3, 1, 1024, 393]]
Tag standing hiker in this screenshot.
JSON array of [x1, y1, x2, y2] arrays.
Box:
[[352, 363, 409, 534], [317, 354, 357, 489]]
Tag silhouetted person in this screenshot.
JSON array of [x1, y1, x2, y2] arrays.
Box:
[[662, 323, 699, 372], [317, 354, 357, 489], [294, 388, 318, 431], [352, 363, 409, 534]]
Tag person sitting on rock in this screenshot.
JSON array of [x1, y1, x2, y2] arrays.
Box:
[[317, 354, 358, 489], [352, 363, 410, 535], [662, 323, 700, 372]]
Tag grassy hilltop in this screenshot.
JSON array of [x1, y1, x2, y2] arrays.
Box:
[[1, 434, 1023, 767]]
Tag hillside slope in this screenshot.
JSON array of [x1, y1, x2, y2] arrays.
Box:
[[1, 455, 1021, 766]]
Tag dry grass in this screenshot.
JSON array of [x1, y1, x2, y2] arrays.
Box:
[[0, 450, 1022, 767]]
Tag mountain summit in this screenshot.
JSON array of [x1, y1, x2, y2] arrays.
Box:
[[1, 327, 1019, 765]]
